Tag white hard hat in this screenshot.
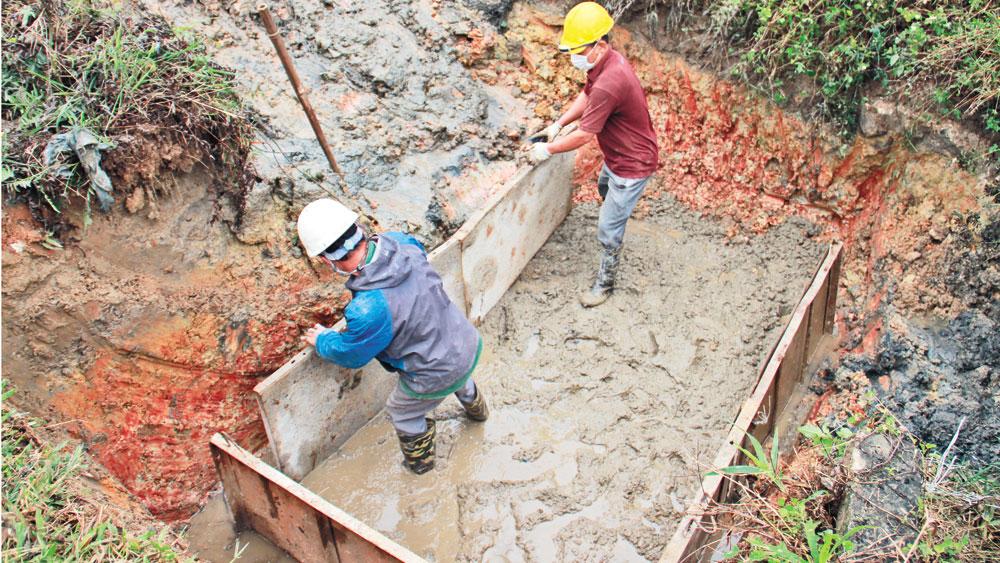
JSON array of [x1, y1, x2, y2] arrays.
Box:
[[297, 198, 360, 257]]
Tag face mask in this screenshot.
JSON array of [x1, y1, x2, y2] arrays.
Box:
[[570, 53, 595, 71]]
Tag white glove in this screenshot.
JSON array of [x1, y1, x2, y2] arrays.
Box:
[[527, 122, 562, 143], [528, 142, 551, 164]]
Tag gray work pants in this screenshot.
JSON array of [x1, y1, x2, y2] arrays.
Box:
[[597, 164, 652, 251], [385, 378, 477, 435]]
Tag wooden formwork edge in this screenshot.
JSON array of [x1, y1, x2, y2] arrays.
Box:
[[210, 433, 427, 563], [659, 242, 844, 563]]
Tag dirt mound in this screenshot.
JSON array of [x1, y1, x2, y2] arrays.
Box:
[[142, 0, 532, 241], [833, 309, 999, 465], [1, 168, 349, 520], [1, 0, 254, 234]]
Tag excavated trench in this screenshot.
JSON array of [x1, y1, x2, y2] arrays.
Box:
[[297, 203, 823, 561], [2, 0, 995, 554], [187, 197, 824, 562]]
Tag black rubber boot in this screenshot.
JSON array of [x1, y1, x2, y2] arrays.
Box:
[[579, 247, 620, 307], [397, 418, 436, 475], [459, 386, 489, 422]]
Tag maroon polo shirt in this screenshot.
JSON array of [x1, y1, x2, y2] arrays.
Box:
[[579, 47, 659, 179]]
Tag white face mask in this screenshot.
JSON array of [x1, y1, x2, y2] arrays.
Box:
[[570, 53, 596, 71]]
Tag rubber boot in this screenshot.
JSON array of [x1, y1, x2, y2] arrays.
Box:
[[459, 386, 489, 422], [579, 247, 620, 307], [397, 418, 436, 475]]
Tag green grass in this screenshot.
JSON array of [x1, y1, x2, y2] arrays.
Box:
[[720, 0, 1000, 132], [1, 387, 190, 561], [1, 0, 254, 234], [615, 0, 1000, 142]]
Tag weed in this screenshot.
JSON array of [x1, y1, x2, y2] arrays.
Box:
[[710, 432, 786, 492], [798, 423, 853, 458], [630, 1, 1000, 137], [732, 521, 863, 562], [1, 0, 255, 237]]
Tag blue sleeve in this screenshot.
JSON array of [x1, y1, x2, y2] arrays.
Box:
[[315, 290, 394, 369], [384, 231, 426, 256]]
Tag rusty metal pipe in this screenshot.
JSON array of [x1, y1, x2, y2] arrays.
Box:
[[257, 3, 345, 180]]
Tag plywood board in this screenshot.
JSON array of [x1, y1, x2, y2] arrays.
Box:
[[428, 235, 468, 316], [252, 156, 575, 480], [254, 346, 393, 480], [211, 434, 424, 563], [776, 315, 809, 414], [805, 278, 830, 355], [457, 153, 575, 323]]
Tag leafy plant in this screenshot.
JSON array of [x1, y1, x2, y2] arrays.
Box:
[[798, 423, 854, 458], [732, 521, 862, 562], [711, 432, 786, 492], [910, 534, 971, 561], [1, 0, 255, 236], [690, 0, 1000, 135]]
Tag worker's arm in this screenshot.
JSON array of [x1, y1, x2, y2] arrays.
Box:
[[527, 91, 589, 142], [310, 291, 393, 369], [547, 128, 595, 154], [556, 91, 589, 127]]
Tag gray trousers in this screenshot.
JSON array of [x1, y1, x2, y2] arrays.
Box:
[[385, 378, 477, 435], [597, 164, 652, 251]]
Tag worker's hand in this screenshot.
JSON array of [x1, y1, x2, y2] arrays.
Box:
[[302, 323, 328, 347], [527, 122, 562, 143], [527, 142, 552, 165]]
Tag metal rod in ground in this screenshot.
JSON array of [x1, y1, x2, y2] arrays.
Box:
[[256, 3, 345, 181]]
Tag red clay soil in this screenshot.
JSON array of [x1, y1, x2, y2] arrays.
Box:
[[2, 173, 350, 521]]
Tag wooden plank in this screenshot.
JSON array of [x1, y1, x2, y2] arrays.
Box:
[[214, 440, 341, 561], [660, 242, 845, 563], [251, 157, 576, 479], [776, 315, 808, 414], [253, 348, 391, 480], [428, 235, 468, 316], [457, 153, 576, 322], [805, 277, 830, 357], [823, 244, 843, 333], [211, 433, 425, 563]]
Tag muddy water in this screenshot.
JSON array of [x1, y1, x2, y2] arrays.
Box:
[[186, 492, 296, 563], [297, 197, 823, 562]]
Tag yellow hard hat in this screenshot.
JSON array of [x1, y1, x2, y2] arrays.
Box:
[[558, 2, 614, 54]]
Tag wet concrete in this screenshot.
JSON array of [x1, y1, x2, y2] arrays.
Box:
[[290, 197, 824, 561]]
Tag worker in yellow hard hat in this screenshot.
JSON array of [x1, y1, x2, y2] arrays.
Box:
[[526, 2, 659, 308]]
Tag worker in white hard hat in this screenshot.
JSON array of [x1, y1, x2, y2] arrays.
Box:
[[526, 1, 659, 307], [297, 198, 488, 474]]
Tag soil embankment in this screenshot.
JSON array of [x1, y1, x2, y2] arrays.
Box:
[[296, 198, 823, 561]]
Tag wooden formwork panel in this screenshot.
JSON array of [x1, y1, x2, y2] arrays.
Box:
[[806, 278, 831, 354], [456, 153, 575, 322], [251, 155, 575, 481], [660, 242, 843, 563], [210, 433, 424, 563]]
